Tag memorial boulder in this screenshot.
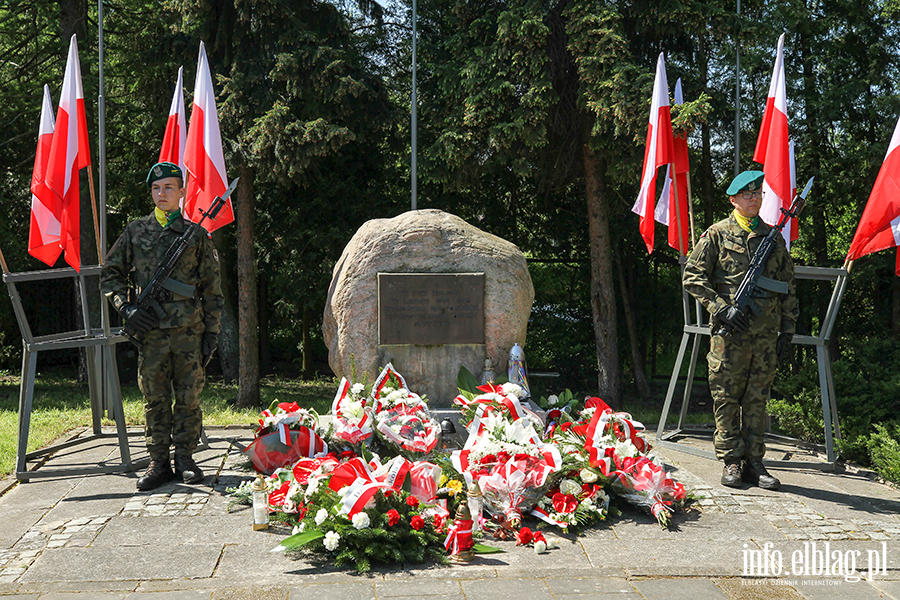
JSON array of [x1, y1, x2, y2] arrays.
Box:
[[323, 209, 534, 407]]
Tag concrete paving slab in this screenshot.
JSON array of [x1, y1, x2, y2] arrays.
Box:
[[609, 510, 785, 541], [870, 579, 900, 599], [714, 578, 807, 600], [0, 509, 49, 550], [94, 515, 271, 547], [125, 592, 214, 600], [3, 479, 78, 512], [213, 544, 363, 584], [212, 587, 289, 600], [26, 594, 127, 600], [459, 577, 554, 600], [581, 539, 750, 576], [543, 576, 636, 595], [20, 545, 223, 582], [16, 581, 137, 595], [374, 578, 463, 596], [288, 581, 377, 600], [787, 578, 890, 599], [631, 577, 731, 599]]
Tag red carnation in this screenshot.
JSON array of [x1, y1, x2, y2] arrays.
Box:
[[433, 514, 445, 533], [410, 515, 424, 531], [533, 531, 546, 544], [552, 493, 578, 514], [480, 454, 497, 465], [514, 453, 530, 462], [387, 509, 400, 526], [497, 450, 511, 462], [406, 496, 420, 508], [515, 527, 533, 545], [340, 450, 356, 459]]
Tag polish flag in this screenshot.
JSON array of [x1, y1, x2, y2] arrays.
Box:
[[632, 53, 674, 254], [159, 66, 187, 175], [654, 78, 690, 254], [44, 34, 91, 271], [183, 42, 233, 232], [28, 85, 61, 266], [753, 33, 793, 248], [846, 112, 900, 274]]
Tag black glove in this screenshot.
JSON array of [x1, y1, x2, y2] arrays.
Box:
[[715, 305, 750, 334], [121, 304, 157, 334], [776, 332, 793, 364], [201, 332, 218, 367]]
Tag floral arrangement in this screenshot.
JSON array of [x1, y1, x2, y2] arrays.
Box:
[[244, 400, 328, 474], [549, 396, 686, 528], [269, 452, 452, 573], [370, 364, 441, 460]]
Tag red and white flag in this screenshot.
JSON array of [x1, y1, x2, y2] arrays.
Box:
[[183, 42, 233, 232], [846, 112, 900, 274], [753, 33, 793, 248], [159, 66, 187, 176], [654, 78, 691, 254], [44, 34, 91, 271], [28, 85, 61, 266], [632, 52, 674, 254]]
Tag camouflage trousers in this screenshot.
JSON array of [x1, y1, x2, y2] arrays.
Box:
[[708, 331, 778, 461], [138, 322, 205, 460]]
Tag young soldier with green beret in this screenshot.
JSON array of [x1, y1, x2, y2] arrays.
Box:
[[101, 162, 223, 491], [683, 170, 798, 490]]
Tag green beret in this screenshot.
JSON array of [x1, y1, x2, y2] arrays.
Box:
[[146, 162, 183, 188], [726, 170, 764, 195]]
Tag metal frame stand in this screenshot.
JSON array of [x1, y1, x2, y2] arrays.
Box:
[[655, 265, 849, 470], [3, 265, 144, 481]]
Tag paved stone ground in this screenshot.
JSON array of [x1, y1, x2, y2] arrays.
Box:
[[0, 427, 897, 599]]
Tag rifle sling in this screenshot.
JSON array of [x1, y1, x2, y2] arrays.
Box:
[[159, 277, 196, 300]]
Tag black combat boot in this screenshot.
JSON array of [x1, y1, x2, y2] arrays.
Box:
[[136, 458, 174, 491], [743, 458, 781, 490], [721, 460, 743, 488], [174, 454, 204, 484]]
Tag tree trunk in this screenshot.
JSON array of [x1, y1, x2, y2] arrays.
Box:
[[302, 305, 311, 379], [616, 252, 650, 399], [213, 229, 239, 384], [235, 166, 259, 408], [583, 142, 620, 406], [259, 274, 270, 375]]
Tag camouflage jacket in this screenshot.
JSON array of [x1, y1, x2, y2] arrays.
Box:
[[100, 212, 223, 333], [683, 213, 798, 336]]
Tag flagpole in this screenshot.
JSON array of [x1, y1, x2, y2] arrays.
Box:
[[734, 0, 741, 176], [686, 172, 697, 247], [410, 0, 417, 212], [87, 169, 102, 265], [0, 245, 9, 275], [672, 169, 686, 255], [98, 0, 109, 335]]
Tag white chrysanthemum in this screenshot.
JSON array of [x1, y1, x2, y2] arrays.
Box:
[[352, 512, 371, 529], [500, 382, 526, 399], [315, 508, 329, 526], [547, 395, 559, 406], [351, 383, 365, 395], [534, 540, 548, 554], [579, 468, 599, 483], [580, 407, 596, 420], [291, 523, 305, 535], [323, 531, 340, 551], [559, 478, 582, 497]]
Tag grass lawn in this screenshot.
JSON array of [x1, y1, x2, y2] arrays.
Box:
[[0, 370, 336, 479]]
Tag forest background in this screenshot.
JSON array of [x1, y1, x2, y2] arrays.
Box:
[[1, 0, 900, 482]]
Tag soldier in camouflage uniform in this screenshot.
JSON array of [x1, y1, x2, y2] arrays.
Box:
[[101, 162, 223, 491], [683, 170, 798, 490]]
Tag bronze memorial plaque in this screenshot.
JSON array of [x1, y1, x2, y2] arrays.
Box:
[[378, 273, 485, 345]]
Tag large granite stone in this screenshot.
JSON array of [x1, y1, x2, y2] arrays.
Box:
[[323, 209, 534, 406]]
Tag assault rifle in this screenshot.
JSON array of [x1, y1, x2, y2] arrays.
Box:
[[124, 177, 238, 347], [714, 176, 814, 342]]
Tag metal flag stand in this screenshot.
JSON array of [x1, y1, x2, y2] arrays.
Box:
[[655, 265, 850, 470], [0, 256, 144, 481]]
